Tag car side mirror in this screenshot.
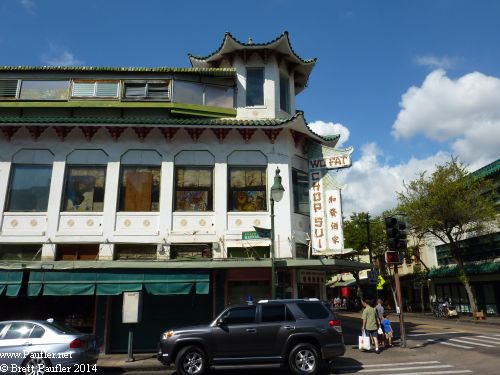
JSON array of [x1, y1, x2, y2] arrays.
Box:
[[216, 316, 226, 326]]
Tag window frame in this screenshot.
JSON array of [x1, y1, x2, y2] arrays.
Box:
[[5, 164, 53, 212], [61, 165, 107, 212], [227, 166, 267, 212], [174, 166, 213, 212], [0, 79, 20, 100], [122, 80, 171, 101], [71, 80, 120, 99], [245, 67, 264, 107], [292, 168, 310, 216], [18, 80, 70, 101], [279, 72, 290, 113], [117, 165, 161, 212]]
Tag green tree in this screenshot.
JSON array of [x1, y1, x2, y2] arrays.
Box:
[[343, 212, 387, 298], [397, 157, 497, 313]]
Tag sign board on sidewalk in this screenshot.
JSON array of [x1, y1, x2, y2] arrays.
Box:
[[123, 291, 142, 324]]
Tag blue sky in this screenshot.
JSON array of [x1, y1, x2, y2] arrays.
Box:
[[1, 0, 499, 215]]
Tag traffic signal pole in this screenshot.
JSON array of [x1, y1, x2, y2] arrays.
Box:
[[393, 264, 407, 348]]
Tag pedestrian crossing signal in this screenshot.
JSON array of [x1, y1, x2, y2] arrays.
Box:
[[385, 250, 401, 264]]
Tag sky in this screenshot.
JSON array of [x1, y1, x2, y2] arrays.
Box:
[[1, 0, 499, 216]]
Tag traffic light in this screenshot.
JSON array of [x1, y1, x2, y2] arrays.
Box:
[[385, 216, 408, 251], [385, 250, 401, 264]]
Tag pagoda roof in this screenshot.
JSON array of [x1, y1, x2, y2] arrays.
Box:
[[189, 32, 316, 94]]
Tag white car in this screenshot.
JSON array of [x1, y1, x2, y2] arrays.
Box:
[[0, 319, 99, 375]]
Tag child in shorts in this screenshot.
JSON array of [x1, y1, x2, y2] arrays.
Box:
[[381, 313, 393, 347]]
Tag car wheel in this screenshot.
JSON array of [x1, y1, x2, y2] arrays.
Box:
[[288, 343, 319, 375], [176, 345, 207, 375], [21, 355, 50, 375]]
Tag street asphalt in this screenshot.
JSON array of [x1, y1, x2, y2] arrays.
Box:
[[98, 311, 500, 374]]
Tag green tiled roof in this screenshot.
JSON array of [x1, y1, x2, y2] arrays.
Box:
[[428, 260, 500, 278], [471, 159, 500, 179], [0, 111, 340, 143], [189, 31, 316, 65], [0, 66, 236, 76]]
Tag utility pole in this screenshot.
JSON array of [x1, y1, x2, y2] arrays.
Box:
[[366, 213, 373, 266], [394, 264, 407, 348]]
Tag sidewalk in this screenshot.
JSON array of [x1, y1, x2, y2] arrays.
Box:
[[336, 309, 500, 326], [97, 352, 169, 372]]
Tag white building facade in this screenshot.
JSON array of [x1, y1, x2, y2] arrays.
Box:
[[0, 32, 366, 352]]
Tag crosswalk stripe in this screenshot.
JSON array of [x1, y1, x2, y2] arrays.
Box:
[[449, 338, 495, 347], [408, 332, 463, 336], [336, 361, 440, 369], [476, 335, 500, 342], [337, 365, 453, 373], [392, 371, 472, 375], [427, 339, 473, 349], [464, 336, 500, 345]]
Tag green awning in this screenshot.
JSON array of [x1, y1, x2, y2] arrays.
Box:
[[428, 261, 500, 278], [0, 271, 23, 297], [28, 270, 209, 296]]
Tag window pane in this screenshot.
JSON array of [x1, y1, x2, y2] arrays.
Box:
[[293, 169, 309, 215], [72, 82, 95, 97], [228, 167, 266, 211], [205, 85, 234, 108], [4, 323, 34, 339], [63, 166, 106, 212], [223, 306, 256, 325], [29, 325, 45, 338], [7, 165, 52, 211], [280, 74, 290, 112], [0, 80, 18, 98], [0, 244, 42, 261], [124, 83, 147, 97], [175, 167, 213, 211], [119, 166, 160, 211], [96, 82, 119, 97], [147, 82, 170, 99], [246, 68, 264, 106], [173, 81, 204, 105], [115, 244, 157, 260], [170, 244, 212, 259], [57, 244, 99, 261], [296, 302, 329, 319], [19, 80, 69, 100], [262, 304, 286, 322]]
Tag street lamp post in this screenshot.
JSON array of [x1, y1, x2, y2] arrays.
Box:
[[270, 167, 285, 299]]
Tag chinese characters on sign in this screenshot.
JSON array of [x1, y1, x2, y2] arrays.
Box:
[[308, 144, 353, 255]]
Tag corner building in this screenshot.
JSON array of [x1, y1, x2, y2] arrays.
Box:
[[0, 32, 367, 352]]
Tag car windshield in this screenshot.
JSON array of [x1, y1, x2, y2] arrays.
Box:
[[45, 322, 81, 335]]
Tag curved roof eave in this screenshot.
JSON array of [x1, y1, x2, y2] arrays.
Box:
[[189, 32, 317, 94]]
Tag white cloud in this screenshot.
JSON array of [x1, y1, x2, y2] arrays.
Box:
[[41, 44, 83, 66], [335, 144, 451, 216], [392, 69, 500, 170], [20, 0, 35, 15], [308, 120, 350, 147], [414, 55, 456, 70]]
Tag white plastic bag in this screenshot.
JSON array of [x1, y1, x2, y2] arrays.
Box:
[[377, 327, 383, 335], [359, 330, 371, 351]]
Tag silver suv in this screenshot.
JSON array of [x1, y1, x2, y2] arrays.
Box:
[[158, 298, 345, 375]]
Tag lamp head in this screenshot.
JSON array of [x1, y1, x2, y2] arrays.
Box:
[[271, 167, 285, 202]]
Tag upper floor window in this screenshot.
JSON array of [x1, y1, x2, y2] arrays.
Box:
[[123, 81, 170, 101], [246, 68, 264, 106], [118, 166, 160, 212], [72, 80, 119, 98], [174, 167, 213, 211], [279, 73, 290, 113], [0, 80, 19, 99], [115, 244, 157, 261], [19, 80, 69, 100], [6, 165, 52, 212], [228, 167, 267, 211], [62, 166, 106, 212], [292, 169, 309, 215]]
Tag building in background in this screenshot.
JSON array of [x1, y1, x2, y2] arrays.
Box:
[[0, 32, 368, 352]]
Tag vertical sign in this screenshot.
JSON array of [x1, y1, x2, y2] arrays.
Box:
[[308, 143, 352, 256], [325, 189, 344, 251], [309, 170, 327, 252]]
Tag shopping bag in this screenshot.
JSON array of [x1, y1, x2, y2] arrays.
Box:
[[377, 327, 383, 335], [358, 330, 371, 351]]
